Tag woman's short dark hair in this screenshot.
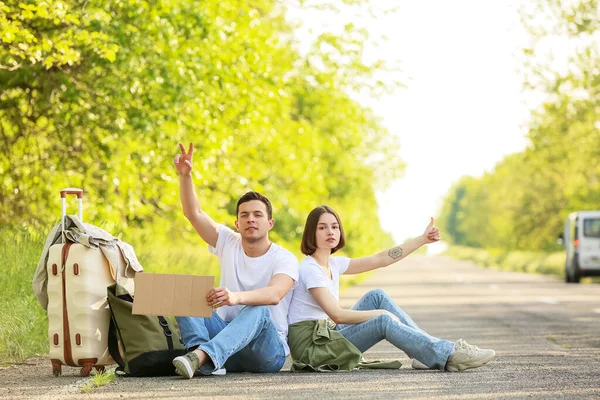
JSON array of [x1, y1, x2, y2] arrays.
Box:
[[300, 205, 346, 255], [236, 191, 273, 219]]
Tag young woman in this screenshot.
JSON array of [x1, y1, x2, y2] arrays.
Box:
[[287, 205, 495, 372]]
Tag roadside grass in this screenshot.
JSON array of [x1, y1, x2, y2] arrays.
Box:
[[81, 368, 116, 393], [444, 245, 600, 283], [0, 228, 48, 363]]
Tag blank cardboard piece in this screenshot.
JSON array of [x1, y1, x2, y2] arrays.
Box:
[[132, 273, 214, 317]]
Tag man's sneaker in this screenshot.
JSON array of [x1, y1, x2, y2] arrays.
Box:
[[446, 338, 495, 372], [173, 351, 200, 379], [173, 352, 227, 378], [211, 368, 227, 376], [411, 359, 430, 370]]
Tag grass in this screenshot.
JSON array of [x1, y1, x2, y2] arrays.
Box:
[[547, 335, 570, 350], [81, 368, 116, 393], [0, 228, 49, 362], [444, 245, 564, 276], [444, 245, 600, 283]]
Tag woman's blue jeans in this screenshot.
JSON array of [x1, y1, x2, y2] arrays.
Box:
[[336, 289, 454, 370]]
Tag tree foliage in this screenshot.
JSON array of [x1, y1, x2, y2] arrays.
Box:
[[438, 0, 600, 252], [0, 0, 401, 255]]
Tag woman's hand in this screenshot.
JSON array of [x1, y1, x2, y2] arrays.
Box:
[[422, 217, 441, 244]]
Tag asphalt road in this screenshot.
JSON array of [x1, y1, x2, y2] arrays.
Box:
[[3, 255, 600, 399]]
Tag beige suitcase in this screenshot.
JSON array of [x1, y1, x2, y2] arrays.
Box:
[[47, 188, 131, 376]]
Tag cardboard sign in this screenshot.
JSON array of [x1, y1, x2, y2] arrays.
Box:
[[132, 273, 214, 317]]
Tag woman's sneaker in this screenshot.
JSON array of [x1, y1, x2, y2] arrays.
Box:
[[446, 339, 495, 372], [411, 359, 430, 370]]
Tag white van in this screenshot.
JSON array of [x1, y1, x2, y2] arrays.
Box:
[[560, 211, 600, 283]]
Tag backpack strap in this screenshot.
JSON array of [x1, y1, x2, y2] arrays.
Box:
[[157, 316, 174, 350]]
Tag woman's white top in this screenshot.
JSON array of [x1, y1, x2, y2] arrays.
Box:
[[287, 255, 351, 325]]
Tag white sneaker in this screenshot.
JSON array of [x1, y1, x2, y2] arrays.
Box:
[[411, 359, 430, 370], [446, 339, 495, 372]]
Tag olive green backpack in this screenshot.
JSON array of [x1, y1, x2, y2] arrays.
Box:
[[107, 283, 186, 376]]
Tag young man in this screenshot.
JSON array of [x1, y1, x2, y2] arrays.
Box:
[[172, 142, 298, 378]]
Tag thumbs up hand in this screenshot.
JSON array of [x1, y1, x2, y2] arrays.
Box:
[[423, 217, 441, 244]]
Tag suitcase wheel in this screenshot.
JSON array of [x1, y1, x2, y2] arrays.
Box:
[[80, 362, 94, 377], [51, 359, 62, 377]]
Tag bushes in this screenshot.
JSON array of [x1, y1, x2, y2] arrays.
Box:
[[445, 245, 564, 277]]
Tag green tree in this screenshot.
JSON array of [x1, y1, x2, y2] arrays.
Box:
[[1, 0, 401, 255], [438, 0, 600, 253]]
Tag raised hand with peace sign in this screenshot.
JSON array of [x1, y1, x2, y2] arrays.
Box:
[[174, 142, 194, 176]]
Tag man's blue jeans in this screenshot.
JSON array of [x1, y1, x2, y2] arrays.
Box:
[[336, 289, 455, 370], [176, 305, 286, 373]]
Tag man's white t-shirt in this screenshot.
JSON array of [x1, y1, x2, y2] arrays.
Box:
[[208, 224, 299, 356], [287, 255, 351, 325]]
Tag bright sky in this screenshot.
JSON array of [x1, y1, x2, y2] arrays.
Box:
[[288, 1, 533, 251]]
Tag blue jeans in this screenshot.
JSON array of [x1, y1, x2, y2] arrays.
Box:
[[336, 289, 455, 370], [176, 305, 286, 373]]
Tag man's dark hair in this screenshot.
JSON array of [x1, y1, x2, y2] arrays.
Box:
[[236, 191, 273, 219], [300, 205, 346, 255]]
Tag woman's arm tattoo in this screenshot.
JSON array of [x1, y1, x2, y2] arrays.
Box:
[[388, 245, 403, 259]]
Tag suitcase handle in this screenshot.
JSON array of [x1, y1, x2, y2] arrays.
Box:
[[60, 188, 83, 221], [60, 188, 84, 244], [60, 188, 84, 199]]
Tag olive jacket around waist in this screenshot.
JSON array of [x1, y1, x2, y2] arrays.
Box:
[[288, 319, 402, 372]]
